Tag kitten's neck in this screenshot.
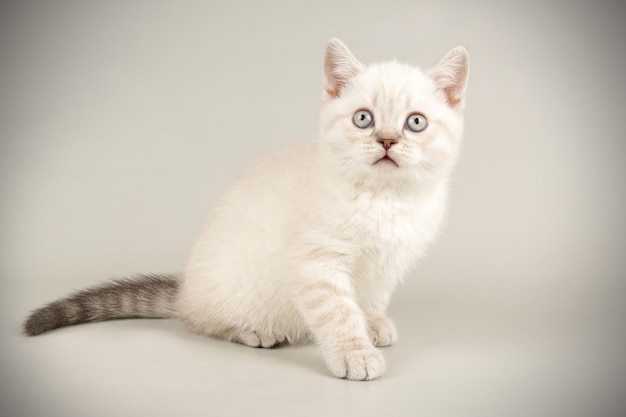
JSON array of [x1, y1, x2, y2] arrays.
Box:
[[351, 175, 448, 204]]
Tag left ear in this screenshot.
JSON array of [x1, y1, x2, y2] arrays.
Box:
[[427, 46, 470, 109], [323, 38, 364, 100]]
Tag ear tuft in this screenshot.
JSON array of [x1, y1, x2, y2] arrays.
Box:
[[323, 38, 363, 100], [427, 46, 470, 108]]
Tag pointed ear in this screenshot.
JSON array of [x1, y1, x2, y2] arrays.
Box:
[[323, 38, 364, 100], [427, 46, 470, 108]]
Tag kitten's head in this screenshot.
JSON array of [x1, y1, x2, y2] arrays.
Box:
[[319, 38, 469, 190]]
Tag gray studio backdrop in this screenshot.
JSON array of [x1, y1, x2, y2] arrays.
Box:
[[1, 1, 625, 417]]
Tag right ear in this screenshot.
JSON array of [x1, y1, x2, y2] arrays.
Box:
[[427, 46, 470, 109], [323, 38, 363, 100]]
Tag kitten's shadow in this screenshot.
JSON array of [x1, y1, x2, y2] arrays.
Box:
[[262, 343, 330, 378], [160, 320, 421, 380], [21, 318, 423, 380], [162, 321, 331, 378]]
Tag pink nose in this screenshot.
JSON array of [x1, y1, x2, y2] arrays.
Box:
[[377, 138, 398, 150]]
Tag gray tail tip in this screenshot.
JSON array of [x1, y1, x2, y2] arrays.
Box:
[[23, 308, 57, 336]]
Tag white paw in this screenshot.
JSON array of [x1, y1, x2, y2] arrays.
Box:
[[234, 330, 283, 348], [326, 347, 385, 381], [368, 316, 398, 347]]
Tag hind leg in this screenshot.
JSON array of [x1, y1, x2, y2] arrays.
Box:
[[228, 329, 285, 348], [182, 318, 285, 348]]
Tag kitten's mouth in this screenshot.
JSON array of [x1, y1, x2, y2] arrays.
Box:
[[375, 155, 398, 167]]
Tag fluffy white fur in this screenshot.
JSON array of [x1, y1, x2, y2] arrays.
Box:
[[178, 39, 469, 380]]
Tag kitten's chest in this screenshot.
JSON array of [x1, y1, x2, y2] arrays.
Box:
[[345, 191, 444, 251]]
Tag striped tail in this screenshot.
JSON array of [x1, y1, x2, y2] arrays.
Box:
[[23, 273, 179, 336]]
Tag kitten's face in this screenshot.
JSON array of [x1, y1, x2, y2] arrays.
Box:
[[319, 40, 469, 188]]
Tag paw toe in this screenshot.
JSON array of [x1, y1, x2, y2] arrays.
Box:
[[327, 348, 385, 381], [369, 317, 398, 347], [234, 330, 282, 348]]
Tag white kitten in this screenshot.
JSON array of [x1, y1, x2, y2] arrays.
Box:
[[24, 39, 469, 381]]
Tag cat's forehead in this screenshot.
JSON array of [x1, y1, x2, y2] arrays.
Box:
[[350, 62, 436, 111]]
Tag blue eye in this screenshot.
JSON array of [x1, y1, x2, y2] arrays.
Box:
[[406, 113, 428, 132], [353, 110, 374, 128]]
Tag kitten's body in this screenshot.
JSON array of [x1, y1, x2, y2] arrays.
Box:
[[24, 39, 469, 380], [180, 141, 446, 344]]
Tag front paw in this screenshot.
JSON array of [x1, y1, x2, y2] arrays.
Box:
[[325, 347, 385, 381], [368, 316, 398, 347]]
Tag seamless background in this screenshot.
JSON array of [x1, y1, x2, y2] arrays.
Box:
[[1, 1, 625, 416]]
